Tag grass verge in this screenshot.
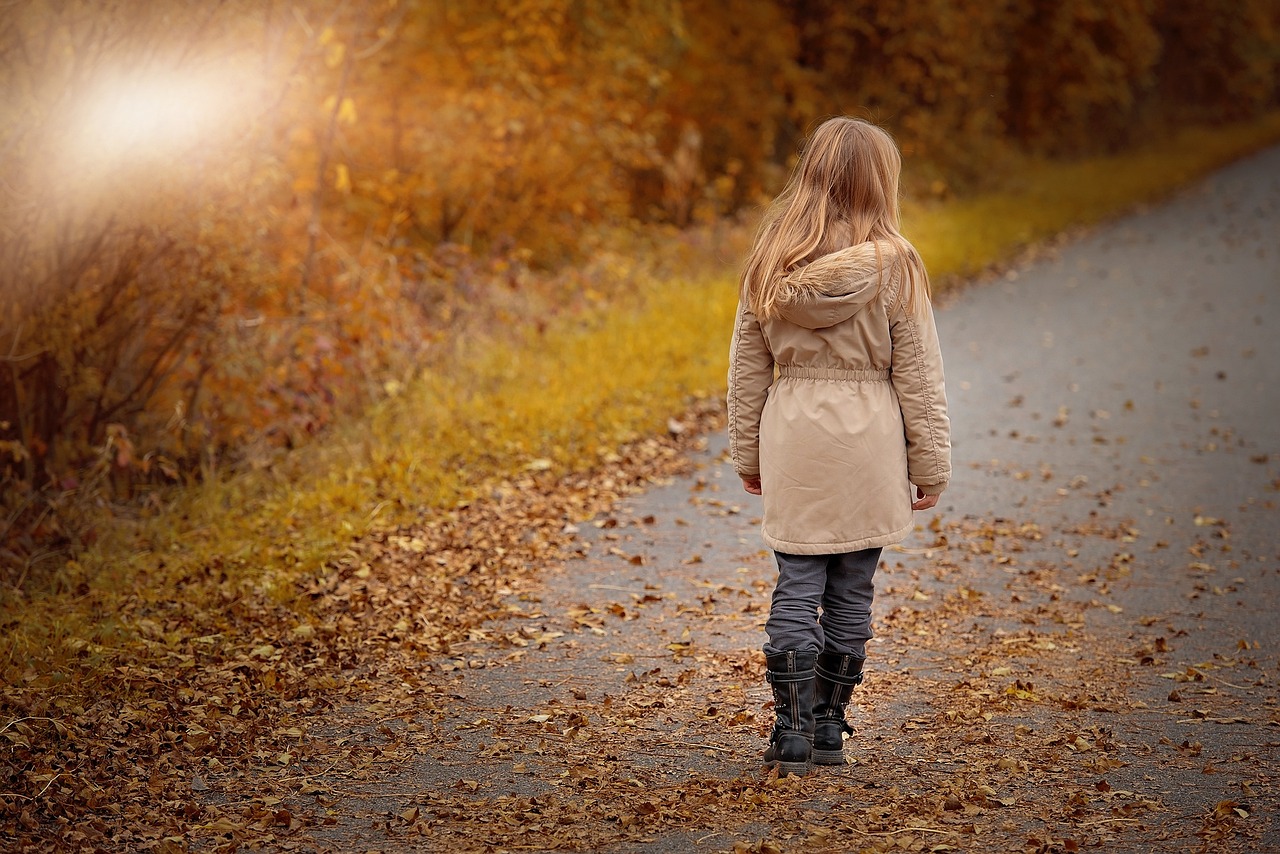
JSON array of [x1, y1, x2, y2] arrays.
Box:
[[4, 110, 1280, 716], [907, 115, 1280, 279]]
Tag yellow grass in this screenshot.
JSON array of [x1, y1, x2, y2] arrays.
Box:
[[4, 112, 1280, 687], [908, 115, 1280, 279]]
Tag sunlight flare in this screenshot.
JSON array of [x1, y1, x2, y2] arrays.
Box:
[[70, 66, 249, 167]]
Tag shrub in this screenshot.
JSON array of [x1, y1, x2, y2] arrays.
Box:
[[3, 0, 1279, 576]]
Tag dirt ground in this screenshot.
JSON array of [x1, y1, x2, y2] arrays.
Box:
[[218, 147, 1280, 853]]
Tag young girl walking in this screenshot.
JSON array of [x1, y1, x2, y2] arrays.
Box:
[[727, 117, 952, 776]]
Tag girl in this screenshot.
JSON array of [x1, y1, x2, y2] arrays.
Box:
[[727, 117, 951, 776]]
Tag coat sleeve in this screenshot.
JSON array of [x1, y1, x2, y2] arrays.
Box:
[[889, 283, 952, 496], [726, 300, 774, 478]]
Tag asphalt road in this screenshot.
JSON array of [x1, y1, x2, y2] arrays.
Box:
[[305, 146, 1280, 852], [593, 142, 1280, 850], [939, 144, 1280, 647]]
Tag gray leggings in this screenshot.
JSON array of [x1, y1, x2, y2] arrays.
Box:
[[763, 548, 882, 657]]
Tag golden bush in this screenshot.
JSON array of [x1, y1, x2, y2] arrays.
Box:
[[2, 0, 1278, 570]]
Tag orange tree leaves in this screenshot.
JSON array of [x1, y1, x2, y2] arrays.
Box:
[[2, 0, 1279, 568], [1003, 0, 1163, 154]]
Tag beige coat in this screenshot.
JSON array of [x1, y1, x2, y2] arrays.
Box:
[[727, 242, 951, 555]]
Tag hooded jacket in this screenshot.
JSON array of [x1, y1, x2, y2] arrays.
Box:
[[727, 241, 951, 554]]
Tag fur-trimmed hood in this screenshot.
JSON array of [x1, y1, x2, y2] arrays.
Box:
[[776, 243, 890, 329]]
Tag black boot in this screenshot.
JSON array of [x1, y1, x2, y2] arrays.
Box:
[[762, 650, 817, 777], [812, 651, 865, 765]]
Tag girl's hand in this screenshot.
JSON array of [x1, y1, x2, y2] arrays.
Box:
[[911, 486, 938, 511], [742, 476, 762, 495]]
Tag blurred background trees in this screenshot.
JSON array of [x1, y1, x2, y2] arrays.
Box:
[[2, 0, 1277, 573]]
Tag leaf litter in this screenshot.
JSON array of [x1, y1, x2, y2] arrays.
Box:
[[3, 396, 1277, 852]]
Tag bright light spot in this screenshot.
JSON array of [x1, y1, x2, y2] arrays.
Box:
[[71, 67, 247, 167]]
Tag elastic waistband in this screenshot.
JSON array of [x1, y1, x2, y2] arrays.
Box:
[[776, 365, 890, 382]]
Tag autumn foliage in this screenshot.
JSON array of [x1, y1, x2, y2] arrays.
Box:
[[2, 0, 1278, 572]]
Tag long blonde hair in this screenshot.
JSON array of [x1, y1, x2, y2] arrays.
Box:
[[741, 117, 929, 318]]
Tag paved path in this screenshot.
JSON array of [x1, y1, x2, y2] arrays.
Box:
[[304, 147, 1280, 852]]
